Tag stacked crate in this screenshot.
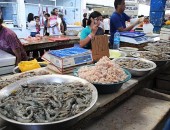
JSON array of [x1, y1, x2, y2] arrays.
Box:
[[150, 0, 166, 33]]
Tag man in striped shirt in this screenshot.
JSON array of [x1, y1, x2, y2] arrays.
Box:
[[0, 18, 28, 65]]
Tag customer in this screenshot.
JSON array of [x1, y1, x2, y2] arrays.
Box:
[[99, 15, 104, 30], [34, 16, 40, 34], [27, 13, 40, 37], [103, 15, 110, 34], [0, 18, 28, 65], [59, 13, 67, 33], [43, 13, 50, 36], [52, 8, 62, 34], [80, 11, 104, 49], [82, 13, 88, 28], [110, 0, 142, 43], [48, 11, 59, 35]]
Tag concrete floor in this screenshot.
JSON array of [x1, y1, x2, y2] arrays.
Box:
[[82, 95, 170, 130]]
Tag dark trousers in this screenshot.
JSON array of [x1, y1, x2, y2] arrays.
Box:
[[30, 32, 39, 37], [105, 30, 110, 34]]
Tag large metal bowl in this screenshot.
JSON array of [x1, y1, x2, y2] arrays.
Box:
[[130, 51, 170, 66], [113, 57, 157, 77], [0, 75, 98, 130]]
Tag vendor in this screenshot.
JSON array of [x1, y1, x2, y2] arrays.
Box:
[[0, 18, 28, 65], [80, 11, 104, 49], [110, 0, 142, 43]]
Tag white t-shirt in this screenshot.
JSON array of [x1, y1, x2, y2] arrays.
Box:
[[99, 21, 104, 30], [143, 23, 154, 34], [28, 21, 37, 32], [103, 18, 110, 31], [48, 16, 62, 35]]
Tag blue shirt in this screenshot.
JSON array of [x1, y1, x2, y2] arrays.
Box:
[[80, 26, 104, 49], [80, 26, 91, 49], [110, 12, 130, 43]]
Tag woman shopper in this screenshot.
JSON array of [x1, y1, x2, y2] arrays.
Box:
[[27, 13, 40, 37], [80, 11, 104, 49]]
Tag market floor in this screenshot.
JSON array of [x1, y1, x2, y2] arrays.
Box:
[[82, 95, 170, 130]]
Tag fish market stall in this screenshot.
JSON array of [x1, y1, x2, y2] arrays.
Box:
[[0, 56, 170, 130]]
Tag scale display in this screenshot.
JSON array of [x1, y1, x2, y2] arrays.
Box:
[[120, 32, 145, 38], [119, 32, 149, 44]]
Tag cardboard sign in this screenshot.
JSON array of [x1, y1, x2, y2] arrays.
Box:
[[91, 35, 109, 61]]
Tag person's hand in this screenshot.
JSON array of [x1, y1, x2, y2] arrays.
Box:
[[134, 19, 140, 25], [91, 24, 98, 35], [56, 22, 59, 26]]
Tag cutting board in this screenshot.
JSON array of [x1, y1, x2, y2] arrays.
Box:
[[91, 35, 109, 61], [48, 36, 70, 42]]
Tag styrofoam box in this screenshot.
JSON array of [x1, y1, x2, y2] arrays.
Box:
[[0, 49, 16, 67], [0, 65, 15, 75], [43, 51, 93, 69]]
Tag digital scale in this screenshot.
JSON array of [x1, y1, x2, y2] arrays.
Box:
[[0, 49, 16, 75], [120, 32, 149, 44]]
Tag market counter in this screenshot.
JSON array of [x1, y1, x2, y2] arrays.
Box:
[[20, 36, 80, 51], [0, 62, 170, 130]]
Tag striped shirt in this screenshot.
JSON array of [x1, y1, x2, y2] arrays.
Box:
[[0, 26, 27, 61]]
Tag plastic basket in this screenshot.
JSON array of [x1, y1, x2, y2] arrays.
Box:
[[150, 0, 166, 11], [153, 26, 161, 33], [150, 11, 164, 26]]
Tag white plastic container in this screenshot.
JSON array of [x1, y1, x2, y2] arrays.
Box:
[[143, 23, 154, 34]]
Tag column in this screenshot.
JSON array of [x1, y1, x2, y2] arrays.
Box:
[[150, 0, 166, 33], [17, 0, 26, 29]]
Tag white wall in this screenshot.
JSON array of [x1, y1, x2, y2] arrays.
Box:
[[138, 4, 150, 16], [56, 0, 82, 24], [86, 0, 114, 7]]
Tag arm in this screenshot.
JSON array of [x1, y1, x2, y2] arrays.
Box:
[[47, 17, 50, 27], [12, 48, 22, 65], [43, 26, 44, 35], [117, 22, 139, 32], [111, 14, 140, 32], [60, 22, 64, 33], [79, 32, 95, 48], [80, 25, 98, 48], [6, 32, 24, 65], [119, 13, 141, 31]]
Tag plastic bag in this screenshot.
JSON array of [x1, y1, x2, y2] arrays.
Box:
[[18, 59, 41, 72]]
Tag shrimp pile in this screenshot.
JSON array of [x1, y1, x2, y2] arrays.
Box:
[[0, 71, 50, 90], [24, 34, 43, 42], [78, 56, 127, 84], [0, 82, 92, 123]]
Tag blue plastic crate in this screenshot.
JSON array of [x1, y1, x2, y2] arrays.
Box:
[[150, 19, 163, 26], [150, 11, 164, 26], [153, 26, 161, 33], [150, 0, 166, 11]]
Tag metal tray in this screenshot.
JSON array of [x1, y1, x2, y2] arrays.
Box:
[[0, 75, 98, 129]]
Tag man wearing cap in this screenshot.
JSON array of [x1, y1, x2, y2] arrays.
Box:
[[0, 17, 28, 65]]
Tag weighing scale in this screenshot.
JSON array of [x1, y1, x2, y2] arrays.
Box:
[[120, 32, 149, 44], [0, 50, 16, 75]]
